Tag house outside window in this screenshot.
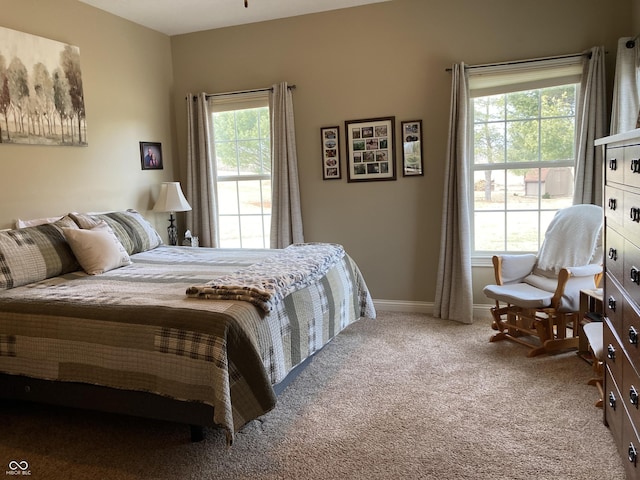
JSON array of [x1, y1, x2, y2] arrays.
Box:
[[209, 92, 271, 248], [469, 57, 583, 257]]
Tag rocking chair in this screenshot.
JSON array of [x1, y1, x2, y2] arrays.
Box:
[[483, 204, 603, 357]]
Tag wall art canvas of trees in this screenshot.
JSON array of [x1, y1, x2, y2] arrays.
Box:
[[0, 26, 87, 146]]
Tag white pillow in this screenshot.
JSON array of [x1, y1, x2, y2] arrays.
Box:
[[16, 215, 63, 228], [62, 221, 132, 275]]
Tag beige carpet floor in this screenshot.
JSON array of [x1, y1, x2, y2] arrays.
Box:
[[0, 312, 625, 479]]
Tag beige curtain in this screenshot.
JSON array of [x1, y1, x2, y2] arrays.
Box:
[[611, 37, 640, 135], [573, 46, 607, 206], [433, 63, 473, 324], [269, 82, 304, 248], [185, 93, 219, 248]]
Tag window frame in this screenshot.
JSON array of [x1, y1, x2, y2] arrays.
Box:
[[467, 57, 583, 263], [208, 91, 272, 248]]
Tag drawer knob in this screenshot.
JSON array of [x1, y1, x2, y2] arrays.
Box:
[[631, 267, 640, 285], [609, 391, 617, 410], [632, 207, 640, 223], [608, 248, 618, 261], [631, 386, 639, 407], [632, 158, 640, 174], [609, 198, 617, 210], [630, 326, 639, 345], [610, 158, 618, 171], [630, 443, 638, 466], [607, 344, 616, 360], [608, 296, 617, 311]]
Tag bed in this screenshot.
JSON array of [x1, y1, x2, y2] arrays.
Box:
[[0, 210, 375, 444]]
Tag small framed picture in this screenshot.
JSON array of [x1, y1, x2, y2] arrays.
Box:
[[401, 120, 423, 176], [345, 116, 396, 182], [140, 141, 163, 170], [321, 126, 341, 180]]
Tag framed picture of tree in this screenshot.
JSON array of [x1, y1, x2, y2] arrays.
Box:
[[401, 120, 423, 176]]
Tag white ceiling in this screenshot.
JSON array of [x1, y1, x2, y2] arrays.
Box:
[[78, 0, 391, 36]]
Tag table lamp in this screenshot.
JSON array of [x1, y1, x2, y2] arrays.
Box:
[[153, 182, 192, 246]]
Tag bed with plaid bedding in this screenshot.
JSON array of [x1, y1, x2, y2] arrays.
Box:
[[0, 245, 375, 443]]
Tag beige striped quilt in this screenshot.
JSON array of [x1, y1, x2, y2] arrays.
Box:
[[0, 245, 375, 443]]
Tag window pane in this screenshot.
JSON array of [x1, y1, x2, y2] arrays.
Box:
[[237, 140, 261, 175], [541, 85, 575, 117], [261, 180, 272, 214], [474, 169, 505, 210], [506, 169, 538, 210], [219, 216, 241, 248], [541, 117, 574, 162], [507, 119, 539, 162], [236, 109, 260, 140], [539, 167, 574, 208], [474, 95, 505, 122], [238, 180, 264, 214], [240, 216, 266, 248], [474, 123, 505, 165], [506, 211, 539, 251], [213, 111, 236, 142], [507, 90, 539, 119], [218, 181, 239, 215], [474, 211, 505, 251]]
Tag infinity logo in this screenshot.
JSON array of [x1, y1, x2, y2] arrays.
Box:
[[8, 461, 29, 471]]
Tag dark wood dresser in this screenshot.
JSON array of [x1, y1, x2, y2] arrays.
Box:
[[597, 128, 640, 479]]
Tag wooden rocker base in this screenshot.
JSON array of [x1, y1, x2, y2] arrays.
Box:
[[490, 331, 579, 357]]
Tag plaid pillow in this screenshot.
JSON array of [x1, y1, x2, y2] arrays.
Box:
[[70, 210, 162, 255], [0, 216, 80, 290]]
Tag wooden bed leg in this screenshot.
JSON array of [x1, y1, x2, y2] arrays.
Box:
[[190, 425, 205, 442]]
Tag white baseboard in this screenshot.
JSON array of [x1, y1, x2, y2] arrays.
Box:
[[372, 299, 493, 322]]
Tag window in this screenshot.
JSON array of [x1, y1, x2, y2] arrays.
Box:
[[209, 93, 271, 248], [469, 57, 582, 255]]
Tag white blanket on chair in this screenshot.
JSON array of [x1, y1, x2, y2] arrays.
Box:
[[536, 204, 602, 273]]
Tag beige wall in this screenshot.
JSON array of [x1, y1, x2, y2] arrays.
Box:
[[171, 0, 631, 307], [0, 0, 176, 237], [0, 0, 633, 312]]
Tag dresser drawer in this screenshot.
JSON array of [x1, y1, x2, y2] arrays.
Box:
[[622, 416, 640, 479], [605, 225, 625, 300], [606, 185, 625, 230], [606, 145, 625, 185], [625, 190, 640, 238], [605, 365, 624, 447], [626, 143, 640, 190], [605, 316, 624, 381], [605, 273, 624, 333], [623, 300, 640, 368], [624, 355, 640, 430], [625, 238, 640, 308]]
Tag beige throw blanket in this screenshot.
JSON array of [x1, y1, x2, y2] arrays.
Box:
[[186, 243, 346, 312]]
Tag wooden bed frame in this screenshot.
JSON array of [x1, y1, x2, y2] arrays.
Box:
[[0, 350, 315, 442]]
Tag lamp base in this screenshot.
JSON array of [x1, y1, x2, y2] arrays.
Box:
[[167, 213, 177, 246]]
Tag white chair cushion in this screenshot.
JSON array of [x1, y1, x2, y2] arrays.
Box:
[[583, 322, 603, 360], [483, 283, 553, 309]]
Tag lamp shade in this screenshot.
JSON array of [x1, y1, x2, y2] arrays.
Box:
[[153, 182, 192, 213]]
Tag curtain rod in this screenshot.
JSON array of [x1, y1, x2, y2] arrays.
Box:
[[185, 85, 296, 101], [444, 52, 588, 72], [197, 84, 296, 100]]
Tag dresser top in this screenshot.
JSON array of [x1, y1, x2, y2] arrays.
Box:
[[595, 128, 640, 146]]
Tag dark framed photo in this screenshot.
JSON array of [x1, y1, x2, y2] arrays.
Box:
[[140, 141, 163, 170], [345, 116, 396, 182], [401, 120, 423, 176], [321, 126, 341, 180]]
